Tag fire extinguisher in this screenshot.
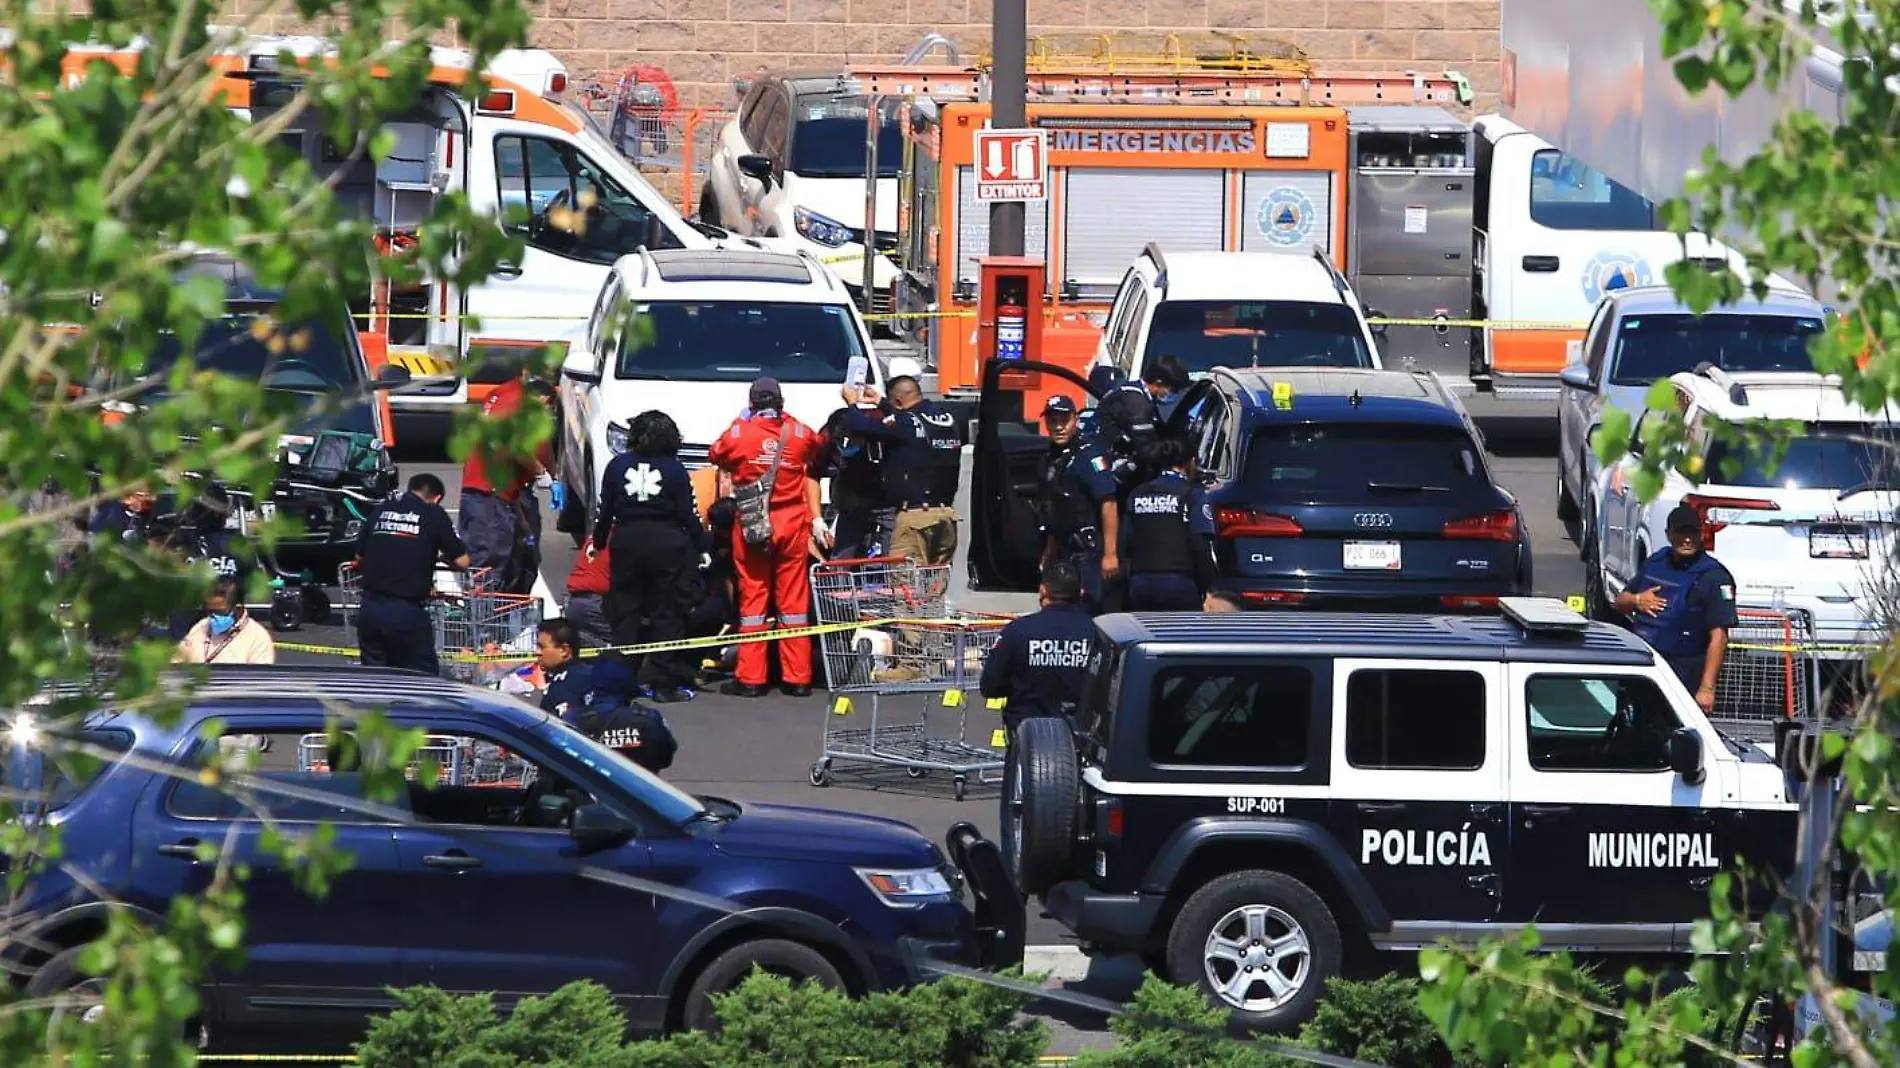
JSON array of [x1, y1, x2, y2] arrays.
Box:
[[997, 301, 1026, 361]]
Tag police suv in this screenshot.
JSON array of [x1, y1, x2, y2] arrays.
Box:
[[1002, 598, 1798, 1032]]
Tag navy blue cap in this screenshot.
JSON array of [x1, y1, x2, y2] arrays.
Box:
[[1042, 394, 1078, 417]]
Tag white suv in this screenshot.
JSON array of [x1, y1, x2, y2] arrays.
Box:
[[703, 74, 901, 313], [1590, 365, 1900, 651], [1095, 244, 1385, 382], [554, 248, 910, 530]]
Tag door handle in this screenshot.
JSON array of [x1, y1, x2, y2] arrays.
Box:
[[1687, 876, 1713, 891], [492, 261, 522, 279], [422, 851, 483, 871], [1355, 802, 1407, 813], [1467, 802, 1500, 819], [1521, 254, 1561, 272], [1466, 873, 1499, 891], [1520, 803, 1571, 818], [157, 840, 202, 860]]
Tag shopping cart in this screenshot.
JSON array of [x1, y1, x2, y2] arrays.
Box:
[[297, 732, 535, 789], [807, 556, 1007, 801], [338, 564, 541, 682], [1712, 607, 1819, 739]]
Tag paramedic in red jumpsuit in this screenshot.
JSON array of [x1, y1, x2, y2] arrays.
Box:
[[709, 377, 829, 698]]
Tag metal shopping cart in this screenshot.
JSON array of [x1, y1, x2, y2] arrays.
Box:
[[807, 556, 1008, 801], [1711, 607, 1819, 740], [297, 732, 536, 789], [338, 564, 542, 682]]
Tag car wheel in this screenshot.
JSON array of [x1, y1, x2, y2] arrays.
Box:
[[28, 945, 109, 1033], [1556, 452, 1580, 523], [1166, 870, 1341, 1034], [1581, 517, 1614, 621], [1002, 716, 1079, 897], [699, 183, 721, 227], [682, 938, 843, 1032]]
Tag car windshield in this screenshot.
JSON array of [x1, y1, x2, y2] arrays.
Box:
[[1241, 423, 1490, 499], [529, 714, 706, 826], [618, 301, 864, 383], [144, 315, 361, 394], [789, 97, 902, 178], [1610, 313, 1823, 386], [1143, 300, 1373, 376], [1705, 423, 1900, 491]]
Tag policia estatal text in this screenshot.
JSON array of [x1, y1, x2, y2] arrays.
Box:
[[355, 473, 471, 675]]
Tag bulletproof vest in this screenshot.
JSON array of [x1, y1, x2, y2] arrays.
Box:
[[1096, 385, 1159, 455], [578, 701, 677, 773], [1631, 550, 1721, 657], [1039, 445, 1096, 536], [889, 401, 962, 507], [1125, 474, 1195, 574]]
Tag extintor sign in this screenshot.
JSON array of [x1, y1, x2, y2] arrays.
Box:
[[974, 129, 1049, 203]]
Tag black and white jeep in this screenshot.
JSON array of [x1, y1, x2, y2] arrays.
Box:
[[1003, 598, 1799, 1032]]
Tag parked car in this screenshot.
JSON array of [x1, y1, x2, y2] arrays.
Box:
[[4, 667, 1018, 1042], [1556, 285, 1829, 542]]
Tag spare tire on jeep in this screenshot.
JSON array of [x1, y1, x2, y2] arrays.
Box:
[[1002, 716, 1080, 896]]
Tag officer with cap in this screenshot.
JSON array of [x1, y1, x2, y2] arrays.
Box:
[[1120, 437, 1217, 611], [355, 473, 471, 675], [980, 561, 1095, 730], [839, 375, 963, 565], [1036, 395, 1119, 610], [1616, 504, 1738, 712]]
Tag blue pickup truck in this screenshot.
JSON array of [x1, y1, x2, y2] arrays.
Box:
[[3, 667, 1020, 1042]]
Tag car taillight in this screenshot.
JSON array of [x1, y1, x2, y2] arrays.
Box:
[[1237, 590, 1306, 606], [1441, 594, 1500, 610], [1216, 507, 1301, 537], [1682, 493, 1780, 551], [1094, 797, 1123, 842], [1443, 510, 1519, 542]]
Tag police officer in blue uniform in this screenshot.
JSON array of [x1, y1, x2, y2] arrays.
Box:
[[980, 561, 1096, 730], [89, 489, 155, 546], [839, 375, 963, 564], [1616, 504, 1738, 712], [1037, 395, 1120, 611], [1120, 437, 1216, 611], [1084, 365, 1160, 492], [535, 620, 677, 774], [355, 473, 470, 675]]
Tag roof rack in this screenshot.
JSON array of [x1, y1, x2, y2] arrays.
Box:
[[836, 65, 1471, 108], [1692, 362, 1748, 405], [1141, 242, 1169, 297], [1311, 246, 1351, 301], [1499, 597, 1589, 636]]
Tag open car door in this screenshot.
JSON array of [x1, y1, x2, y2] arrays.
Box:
[[969, 358, 1101, 592], [1161, 379, 1219, 448]]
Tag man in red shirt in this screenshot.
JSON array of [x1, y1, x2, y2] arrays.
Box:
[[460, 373, 556, 595], [709, 377, 828, 697], [564, 535, 614, 648]]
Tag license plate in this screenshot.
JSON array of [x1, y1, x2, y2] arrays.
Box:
[[1810, 526, 1868, 559], [1344, 541, 1402, 570]]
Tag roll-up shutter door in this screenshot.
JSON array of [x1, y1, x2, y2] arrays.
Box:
[[1064, 169, 1224, 297], [1240, 172, 1334, 253], [955, 166, 1049, 285]]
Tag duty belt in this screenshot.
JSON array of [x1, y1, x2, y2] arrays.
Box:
[[901, 499, 954, 510]]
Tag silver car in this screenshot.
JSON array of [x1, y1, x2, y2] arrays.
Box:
[[1555, 284, 1830, 555]]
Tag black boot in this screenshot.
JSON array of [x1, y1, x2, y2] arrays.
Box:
[[719, 680, 769, 698]]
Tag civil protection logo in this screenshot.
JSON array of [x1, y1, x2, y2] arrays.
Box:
[[1258, 186, 1318, 247], [1580, 249, 1652, 304]]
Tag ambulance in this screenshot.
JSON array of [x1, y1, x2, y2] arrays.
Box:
[[61, 35, 744, 417]]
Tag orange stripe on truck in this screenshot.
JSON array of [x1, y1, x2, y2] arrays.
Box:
[[1490, 328, 1580, 376]]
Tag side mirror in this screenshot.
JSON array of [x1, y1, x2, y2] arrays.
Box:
[[1668, 727, 1705, 785], [569, 802, 637, 852], [561, 348, 602, 386], [1559, 364, 1593, 391], [372, 364, 412, 390], [737, 154, 774, 187]]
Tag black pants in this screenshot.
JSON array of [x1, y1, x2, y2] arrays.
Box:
[[358, 597, 437, 676], [1125, 573, 1202, 611], [606, 525, 700, 690], [830, 506, 895, 560], [564, 592, 614, 648]]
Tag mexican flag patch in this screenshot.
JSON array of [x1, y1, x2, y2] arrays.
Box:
[[1090, 455, 1109, 472], [1719, 585, 1735, 601]]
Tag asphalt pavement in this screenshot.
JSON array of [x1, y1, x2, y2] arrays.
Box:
[[270, 413, 1581, 1054]]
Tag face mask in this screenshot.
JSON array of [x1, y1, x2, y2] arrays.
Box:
[[208, 612, 237, 637]]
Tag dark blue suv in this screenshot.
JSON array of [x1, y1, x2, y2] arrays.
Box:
[[969, 362, 1529, 608], [4, 667, 1019, 1040]]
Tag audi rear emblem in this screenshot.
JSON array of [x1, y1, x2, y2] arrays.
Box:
[[1353, 513, 1394, 528]]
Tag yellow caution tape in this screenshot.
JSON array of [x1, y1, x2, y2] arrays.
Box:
[[354, 309, 1589, 330], [199, 1055, 1076, 1065]]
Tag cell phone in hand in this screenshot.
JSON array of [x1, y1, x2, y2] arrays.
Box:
[[845, 355, 869, 389]]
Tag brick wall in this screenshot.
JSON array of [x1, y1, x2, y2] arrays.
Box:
[[528, 0, 1501, 114]]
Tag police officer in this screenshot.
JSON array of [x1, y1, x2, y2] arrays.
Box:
[[1084, 365, 1161, 492], [1120, 437, 1216, 611], [355, 473, 470, 675], [840, 375, 963, 565], [979, 561, 1096, 730], [1616, 504, 1738, 712], [534, 620, 677, 774], [1037, 395, 1120, 611], [89, 489, 155, 546], [1143, 355, 1193, 423], [819, 404, 893, 559]]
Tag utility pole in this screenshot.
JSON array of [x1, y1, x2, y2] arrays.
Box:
[[988, 0, 1026, 256]]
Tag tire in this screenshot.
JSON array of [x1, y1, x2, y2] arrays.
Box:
[[28, 945, 108, 1031], [1556, 452, 1580, 523], [1001, 716, 1080, 897], [1581, 513, 1616, 622], [1165, 870, 1342, 1034], [682, 938, 843, 1032], [699, 183, 721, 227]]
